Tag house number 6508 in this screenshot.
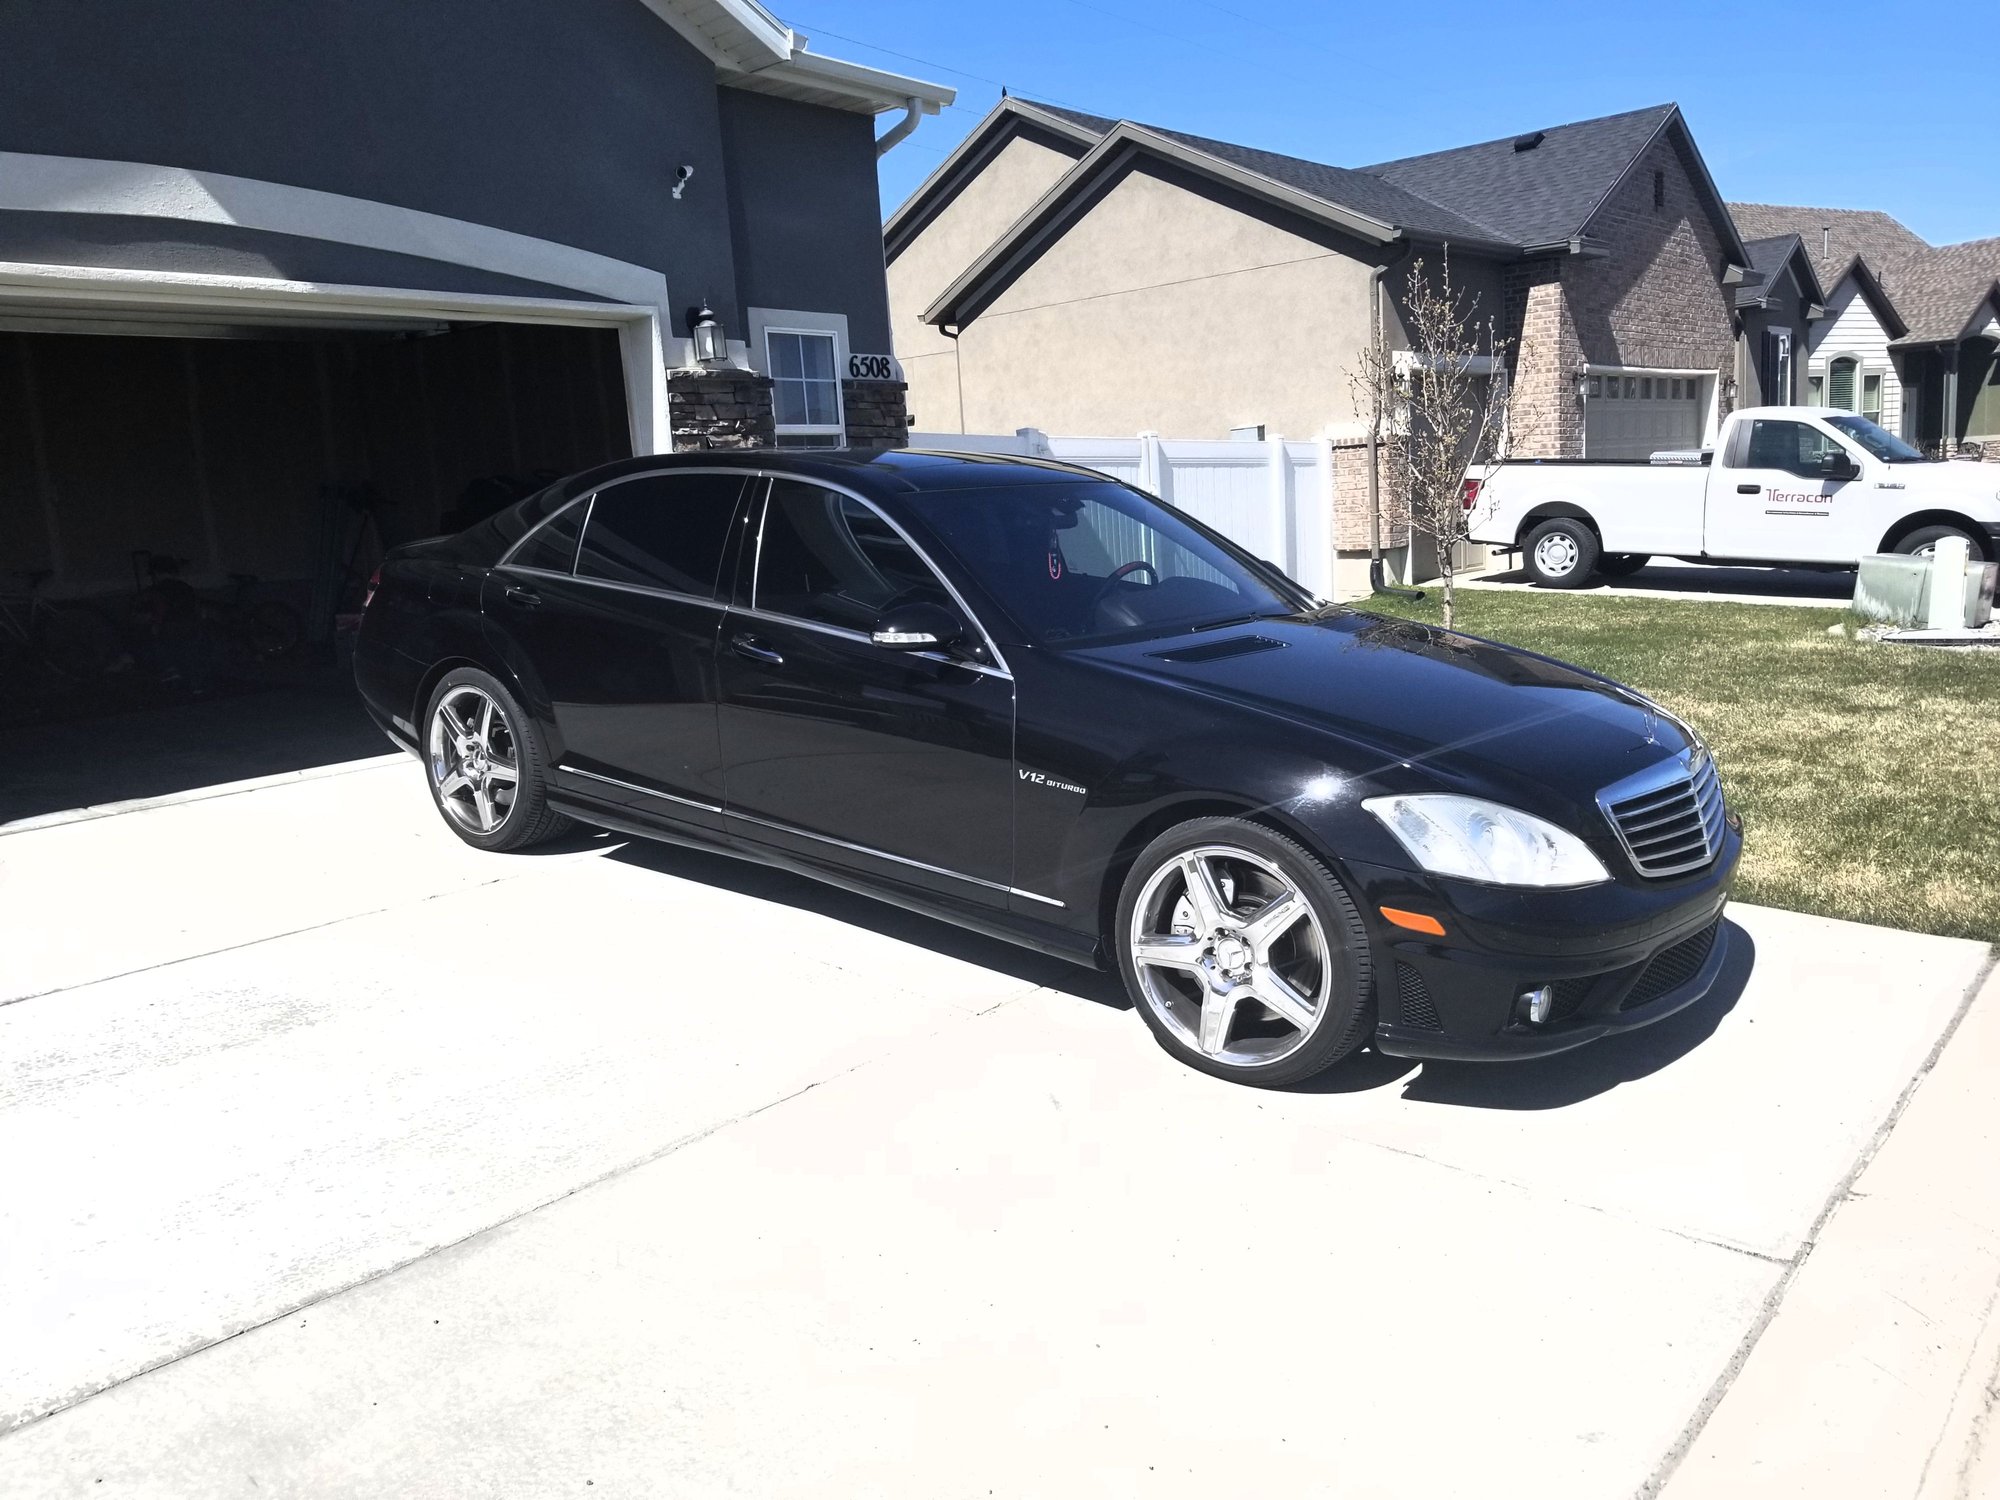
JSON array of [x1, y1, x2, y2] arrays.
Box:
[[847, 353, 896, 380]]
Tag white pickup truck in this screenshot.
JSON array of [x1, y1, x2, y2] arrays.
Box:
[[1464, 407, 2000, 587]]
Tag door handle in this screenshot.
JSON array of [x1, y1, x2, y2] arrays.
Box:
[[1735, 484, 1760, 494], [503, 584, 543, 609], [731, 634, 784, 666]]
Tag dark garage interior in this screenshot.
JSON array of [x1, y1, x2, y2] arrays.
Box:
[[0, 318, 632, 823]]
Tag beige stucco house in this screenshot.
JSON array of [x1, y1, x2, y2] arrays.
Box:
[[886, 99, 1753, 590]]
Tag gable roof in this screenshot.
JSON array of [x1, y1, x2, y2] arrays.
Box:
[[1727, 203, 1928, 288], [883, 97, 1099, 260], [1359, 104, 1693, 249], [1736, 233, 1827, 310], [1881, 236, 2000, 346], [912, 99, 1746, 326]]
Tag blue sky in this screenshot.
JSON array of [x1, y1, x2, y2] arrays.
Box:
[[786, 0, 1995, 248]]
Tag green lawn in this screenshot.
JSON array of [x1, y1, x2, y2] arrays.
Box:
[[1358, 589, 2000, 945]]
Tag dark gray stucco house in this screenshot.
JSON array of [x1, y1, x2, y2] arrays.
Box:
[[1734, 234, 1825, 408], [0, 0, 949, 596]]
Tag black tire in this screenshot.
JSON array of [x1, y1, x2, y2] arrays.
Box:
[[32, 602, 125, 680], [421, 667, 572, 851], [1521, 517, 1601, 588], [1597, 553, 1652, 578], [1892, 525, 1987, 563], [1114, 816, 1374, 1089]]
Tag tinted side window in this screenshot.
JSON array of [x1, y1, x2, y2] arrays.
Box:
[[754, 481, 951, 632], [577, 474, 746, 598], [1745, 420, 1841, 477], [506, 496, 587, 574]]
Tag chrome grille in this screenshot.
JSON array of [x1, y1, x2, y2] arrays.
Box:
[[1599, 748, 1725, 879]]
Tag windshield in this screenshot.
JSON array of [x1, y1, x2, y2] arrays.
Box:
[[906, 480, 1308, 646], [1825, 414, 1926, 463]]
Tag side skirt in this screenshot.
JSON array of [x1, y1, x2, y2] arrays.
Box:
[[546, 792, 1104, 970]]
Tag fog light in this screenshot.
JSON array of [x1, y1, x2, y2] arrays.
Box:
[[1517, 986, 1555, 1025]]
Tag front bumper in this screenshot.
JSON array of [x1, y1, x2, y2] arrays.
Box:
[[1357, 822, 1741, 1061]]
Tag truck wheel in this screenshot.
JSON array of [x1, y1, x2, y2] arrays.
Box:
[[1893, 525, 1987, 563], [1522, 518, 1600, 588], [1598, 554, 1651, 578]]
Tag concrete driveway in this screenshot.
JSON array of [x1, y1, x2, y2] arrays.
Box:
[[1, 757, 1994, 1497]]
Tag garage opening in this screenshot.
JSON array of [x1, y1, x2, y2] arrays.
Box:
[[1, 316, 632, 823], [1585, 371, 1708, 459]]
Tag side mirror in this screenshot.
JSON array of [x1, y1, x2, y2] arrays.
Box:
[[870, 600, 966, 653], [1819, 451, 1859, 481]]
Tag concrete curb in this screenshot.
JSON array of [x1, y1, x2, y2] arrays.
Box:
[[0, 753, 410, 837]]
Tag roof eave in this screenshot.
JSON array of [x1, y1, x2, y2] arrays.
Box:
[[921, 123, 1403, 327], [884, 98, 1101, 261], [723, 46, 955, 115]]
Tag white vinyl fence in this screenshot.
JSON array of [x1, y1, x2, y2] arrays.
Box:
[[909, 429, 1337, 599]]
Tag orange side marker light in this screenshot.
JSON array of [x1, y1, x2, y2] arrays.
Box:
[[1380, 907, 1446, 937]]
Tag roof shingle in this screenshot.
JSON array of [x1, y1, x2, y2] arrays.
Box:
[[1014, 100, 1695, 253], [1726, 202, 1929, 287]]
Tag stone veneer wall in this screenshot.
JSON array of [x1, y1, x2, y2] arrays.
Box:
[[842, 378, 911, 449], [666, 368, 775, 450]]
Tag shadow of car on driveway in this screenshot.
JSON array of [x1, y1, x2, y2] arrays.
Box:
[[592, 829, 1750, 1106]]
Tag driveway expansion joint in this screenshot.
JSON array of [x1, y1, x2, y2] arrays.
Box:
[[1639, 944, 2000, 1498]]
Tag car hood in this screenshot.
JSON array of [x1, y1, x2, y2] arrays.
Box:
[[1070, 610, 1695, 812], [1896, 461, 2000, 510]]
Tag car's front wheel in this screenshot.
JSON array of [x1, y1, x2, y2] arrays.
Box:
[[1115, 817, 1374, 1088], [422, 667, 571, 851]]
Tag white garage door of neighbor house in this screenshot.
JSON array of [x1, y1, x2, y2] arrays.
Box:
[[1586, 373, 1704, 459]]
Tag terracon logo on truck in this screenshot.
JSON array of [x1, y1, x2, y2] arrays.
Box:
[[1768, 489, 1833, 506]]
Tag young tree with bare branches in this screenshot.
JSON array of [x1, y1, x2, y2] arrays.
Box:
[[1350, 252, 1510, 629]]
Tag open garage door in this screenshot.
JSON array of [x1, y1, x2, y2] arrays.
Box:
[[1586, 372, 1707, 459], [0, 309, 632, 822]]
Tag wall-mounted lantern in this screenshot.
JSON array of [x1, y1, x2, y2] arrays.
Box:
[[1574, 358, 1591, 400], [690, 302, 726, 365]]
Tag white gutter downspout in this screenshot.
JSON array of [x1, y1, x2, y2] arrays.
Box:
[[875, 98, 925, 158]]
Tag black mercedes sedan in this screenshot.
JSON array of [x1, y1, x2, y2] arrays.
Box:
[[355, 449, 1739, 1088]]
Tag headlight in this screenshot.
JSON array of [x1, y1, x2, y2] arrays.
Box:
[[1363, 794, 1610, 887]]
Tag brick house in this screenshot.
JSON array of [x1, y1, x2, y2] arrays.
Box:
[[888, 100, 1751, 591]]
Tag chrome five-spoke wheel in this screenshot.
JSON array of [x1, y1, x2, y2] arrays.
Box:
[[1129, 844, 1333, 1068], [428, 683, 520, 835]]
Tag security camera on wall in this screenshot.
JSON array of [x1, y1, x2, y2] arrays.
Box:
[[672, 164, 694, 201]]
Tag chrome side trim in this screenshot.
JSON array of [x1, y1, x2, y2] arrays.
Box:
[[558, 764, 721, 814], [724, 805, 1063, 908], [557, 764, 1063, 908]]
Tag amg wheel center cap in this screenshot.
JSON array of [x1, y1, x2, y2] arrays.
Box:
[[1211, 935, 1250, 974]]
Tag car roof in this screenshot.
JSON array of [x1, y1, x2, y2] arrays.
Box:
[[555, 446, 1112, 501]]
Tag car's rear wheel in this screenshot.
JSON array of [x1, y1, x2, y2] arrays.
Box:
[[422, 668, 571, 851], [1522, 518, 1600, 587], [1115, 817, 1373, 1088]]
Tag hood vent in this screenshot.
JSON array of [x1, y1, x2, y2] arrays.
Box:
[[1148, 635, 1288, 663], [1512, 130, 1546, 152]]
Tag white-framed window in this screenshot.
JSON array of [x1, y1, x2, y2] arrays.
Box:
[[747, 307, 850, 449], [1861, 372, 1884, 426], [767, 330, 843, 447], [1827, 355, 1858, 411]]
